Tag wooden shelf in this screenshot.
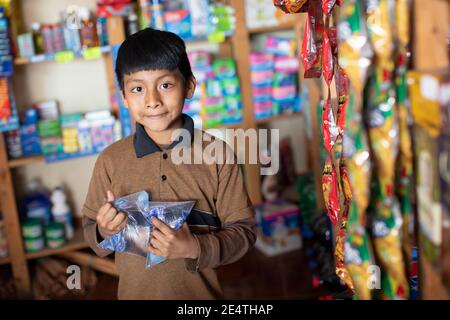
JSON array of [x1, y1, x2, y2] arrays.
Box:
[[8, 155, 44, 168], [25, 227, 88, 260], [248, 21, 296, 34], [14, 46, 112, 66], [0, 256, 11, 266], [8, 149, 100, 169], [255, 111, 303, 125]]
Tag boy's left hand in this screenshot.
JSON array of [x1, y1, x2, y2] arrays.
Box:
[[148, 217, 199, 260]]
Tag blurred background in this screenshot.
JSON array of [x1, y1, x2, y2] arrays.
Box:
[[0, 0, 449, 300]]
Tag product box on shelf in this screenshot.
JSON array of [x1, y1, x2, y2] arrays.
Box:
[[255, 200, 302, 256]]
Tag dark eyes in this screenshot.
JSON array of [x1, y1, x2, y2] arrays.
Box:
[[160, 83, 174, 90], [130, 83, 173, 93], [131, 86, 143, 93]]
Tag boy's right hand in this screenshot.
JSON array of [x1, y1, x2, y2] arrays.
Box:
[[96, 190, 128, 239]]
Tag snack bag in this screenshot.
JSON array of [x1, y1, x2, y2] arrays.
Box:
[[273, 0, 309, 13], [338, 0, 375, 299]]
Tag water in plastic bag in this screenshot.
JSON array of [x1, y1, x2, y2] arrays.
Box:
[[97, 191, 196, 268], [98, 191, 151, 257], [142, 201, 195, 268]]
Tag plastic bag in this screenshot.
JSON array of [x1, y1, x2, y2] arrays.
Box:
[[98, 191, 151, 257], [98, 191, 196, 269], [143, 201, 196, 268]]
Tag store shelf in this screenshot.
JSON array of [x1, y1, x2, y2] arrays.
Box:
[[255, 111, 303, 125], [248, 21, 296, 34], [25, 227, 88, 261], [205, 121, 243, 130], [14, 46, 112, 66], [0, 256, 11, 266], [8, 149, 100, 168], [44, 149, 99, 163], [8, 155, 44, 168]]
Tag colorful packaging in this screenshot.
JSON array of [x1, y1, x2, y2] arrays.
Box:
[[41, 24, 54, 53], [164, 10, 192, 40], [265, 35, 297, 57], [187, 0, 209, 38], [301, 1, 324, 78], [365, 0, 408, 300], [17, 33, 35, 58], [24, 237, 45, 253], [45, 221, 66, 249], [188, 50, 211, 68], [213, 58, 237, 79], [255, 200, 302, 256], [5, 129, 22, 158], [273, 0, 309, 13], [274, 55, 299, 73], [22, 218, 43, 238]]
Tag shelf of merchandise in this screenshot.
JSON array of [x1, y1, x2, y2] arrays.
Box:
[[247, 21, 297, 34], [0, 9, 127, 297], [255, 111, 303, 126], [8, 155, 45, 168], [14, 45, 112, 65], [25, 227, 88, 260]]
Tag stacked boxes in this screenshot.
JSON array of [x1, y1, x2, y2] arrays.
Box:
[[250, 35, 301, 120], [19, 108, 41, 156], [61, 113, 82, 153], [186, 51, 242, 128], [250, 52, 274, 119]]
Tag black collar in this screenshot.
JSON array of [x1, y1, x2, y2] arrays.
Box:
[[133, 113, 194, 158]]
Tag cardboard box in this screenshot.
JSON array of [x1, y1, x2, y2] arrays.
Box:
[[255, 200, 302, 256]]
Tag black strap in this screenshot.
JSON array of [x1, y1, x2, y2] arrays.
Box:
[[187, 209, 222, 229]]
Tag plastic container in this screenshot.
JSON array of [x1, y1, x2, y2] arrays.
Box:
[[24, 237, 45, 253], [41, 24, 54, 53], [50, 187, 74, 240], [79, 8, 99, 48], [24, 179, 52, 225], [45, 222, 66, 249], [22, 218, 43, 238], [44, 222, 65, 239]]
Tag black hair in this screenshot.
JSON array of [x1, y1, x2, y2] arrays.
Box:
[[115, 28, 193, 91]]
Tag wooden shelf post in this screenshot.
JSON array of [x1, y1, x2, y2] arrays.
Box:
[[0, 133, 31, 297]]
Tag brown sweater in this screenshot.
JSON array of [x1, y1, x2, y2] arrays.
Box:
[[82, 116, 256, 299]]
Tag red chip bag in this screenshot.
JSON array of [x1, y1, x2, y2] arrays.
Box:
[[273, 0, 309, 13]]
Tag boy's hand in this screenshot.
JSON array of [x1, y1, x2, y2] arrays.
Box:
[[96, 190, 128, 239], [148, 217, 199, 260]]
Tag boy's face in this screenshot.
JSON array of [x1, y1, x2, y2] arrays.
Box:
[[122, 69, 195, 133]]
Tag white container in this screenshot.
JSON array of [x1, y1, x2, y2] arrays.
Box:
[[50, 187, 74, 240]]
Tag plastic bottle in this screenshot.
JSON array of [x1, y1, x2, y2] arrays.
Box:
[[24, 179, 52, 225], [78, 7, 99, 48], [126, 13, 139, 37], [150, 0, 165, 30], [50, 187, 74, 240], [31, 22, 44, 54]]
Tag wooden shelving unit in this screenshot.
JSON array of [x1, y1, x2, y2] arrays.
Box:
[[25, 227, 88, 260], [255, 111, 303, 126], [8, 155, 44, 168], [0, 3, 126, 296], [0, 0, 325, 297]]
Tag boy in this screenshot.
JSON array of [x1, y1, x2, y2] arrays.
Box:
[[82, 28, 256, 300]]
